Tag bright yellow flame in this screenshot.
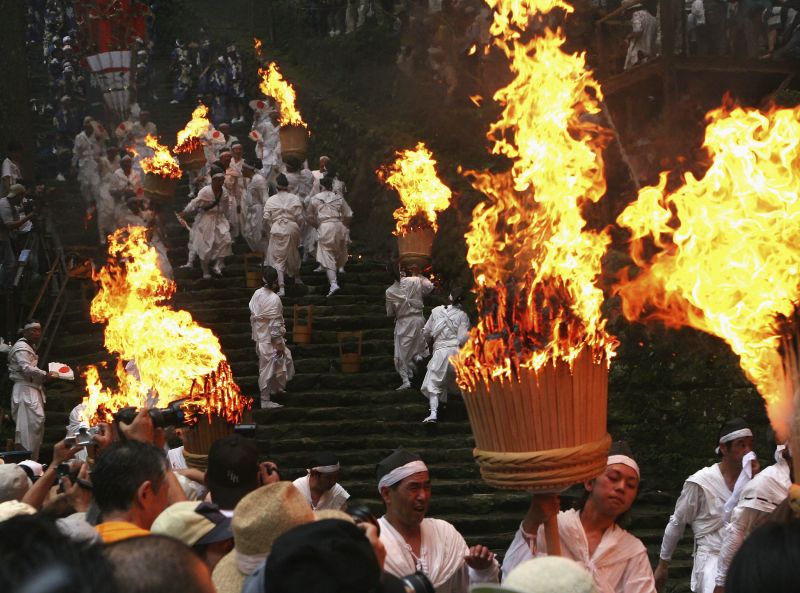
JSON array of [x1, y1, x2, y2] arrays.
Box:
[[453, 0, 616, 391], [82, 227, 249, 424], [377, 142, 453, 236], [140, 134, 182, 179], [175, 104, 211, 151], [615, 103, 800, 437], [468, 44, 478, 55], [258, 62, 306, 127]]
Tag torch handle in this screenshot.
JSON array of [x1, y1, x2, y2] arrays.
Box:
[[545, 514, 561, 556]]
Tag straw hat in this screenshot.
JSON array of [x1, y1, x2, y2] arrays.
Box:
[[211, 482, 314, 593], [314, 509, 355, 523], [471, 557, 597, 593]]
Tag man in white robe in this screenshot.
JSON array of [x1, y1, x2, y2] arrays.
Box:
[[72, 117, 102, 208], [8, 321, 56, 461], [249, 265, 294, 409], [129, 110, 158, 175], [655, 419, 757, 593], [713, 445, 791, 591], [502, 442, 656, 593], [377, 449, 499, 593], [291, 451, 350, 512], [241, 163, 269, 257], [224, 142, 247, 239], [623, 0, 659, 70], [252, 108, 281, 181], [386, 262, 434, 390], [180, 172, 233, 279], [96, 146, 120, 244], [109, 155, 143, 229], [420, 289, 470, 423], [307, 176, 352, 297], [263, 174, 304, 296]]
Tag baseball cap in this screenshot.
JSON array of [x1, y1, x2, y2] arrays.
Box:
[[0, 464, 31, 503], [206, 435, 259, 510], [151, 501, 233, 547], [7, 184, 25, 198]]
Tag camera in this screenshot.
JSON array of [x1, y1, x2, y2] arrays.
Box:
[[346, 504, 379, 531], [233, 423, 257, 438], [397, 572, 435, 593], [64, 425, 99, 448], [115, 400, 186, 428]]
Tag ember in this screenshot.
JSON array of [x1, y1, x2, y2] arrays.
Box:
[[81, 227, 249, 425], [377, 142, 453, 236], [615, 103, 800, 437], [453, 0, 617, 391], [175, 104, 212, 153], [140, 134, 182, 179], [258, 62, 306, 127]]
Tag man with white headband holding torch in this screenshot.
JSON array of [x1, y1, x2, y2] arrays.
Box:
[[376, 448, 499, 592], [501, 441, 656, 593], [654, 418, 758, 593], [292, 451, 350, 511], [8, 320, 60, 460]]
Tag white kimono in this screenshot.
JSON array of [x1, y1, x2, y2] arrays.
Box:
[[242, 172, 269, 255], [254, 118, 281, 178], [66, 403, 88, 462], [96, 155, 120, 239], [421, 305, 470, 402], [386, 276, 434, 383], [129, 120, 158, 174], [292, 474, 350, 511], [715, 458, 791, 587], [224, 161, 247, 239], [72, 131, 102, 205], [307, 190, 352, 271], [8, 338, 47, 460], [109, 168, 143, 228], [660, 464, 732, 593], [624, 8, 659, 70], [249, 286, 295, 395], [285, 169, 315, 199], [379, 516, 500, 593], [263, 191, 304, 277], [502, 509, 656, 593], [183, 185, 234, 264]]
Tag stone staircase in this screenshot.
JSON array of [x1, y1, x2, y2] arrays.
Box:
[[27, 57, 696, 592]]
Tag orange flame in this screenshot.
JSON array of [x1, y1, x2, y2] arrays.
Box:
[[82, 227, 249, 425], [469, 95, 483, 107], [615, 103, 800, 437], [258, 62, 306, 127], [453, 0, 617, 391], [254, 37, 263, 57], [175, 105, 211, 152], [377, 143, 453, 236], [140, 134, 182, 179]]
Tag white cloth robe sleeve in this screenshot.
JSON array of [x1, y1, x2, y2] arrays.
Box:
[[659, 481, 704, 561], [714, 506, 762, 587]]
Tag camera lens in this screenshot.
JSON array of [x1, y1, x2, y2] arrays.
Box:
[[400, 572, 435, 593]]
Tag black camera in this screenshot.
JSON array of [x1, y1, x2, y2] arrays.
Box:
[[397, 572, 435, 593], [233, 423, 257, 438], [115, 401, 186, 428]]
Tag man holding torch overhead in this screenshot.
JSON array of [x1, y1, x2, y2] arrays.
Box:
[[655, 418, 757, 593], [501, 441, 656, 593]]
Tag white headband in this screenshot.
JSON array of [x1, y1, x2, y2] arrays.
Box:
[[607, 455, 640, 477], [310, 463, 340, 474], [23, 322, 41, 330], [715, 428, 753, 454], [377, 460, 428, 492]]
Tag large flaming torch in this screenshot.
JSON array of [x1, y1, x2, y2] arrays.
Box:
[[258, 60, 308, 162], [452, 0, 618, 552], [174, 104, 211, 171], [83, 227, 250, 466], [378, 142, 453, 269], [615, 103, 800, 511], [140, 134, 182, 203]]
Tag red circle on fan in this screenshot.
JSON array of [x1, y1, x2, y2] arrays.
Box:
[[59, 366, 70, 373]]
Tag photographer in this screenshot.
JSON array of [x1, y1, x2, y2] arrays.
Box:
[[0, 184, 35, 247]]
